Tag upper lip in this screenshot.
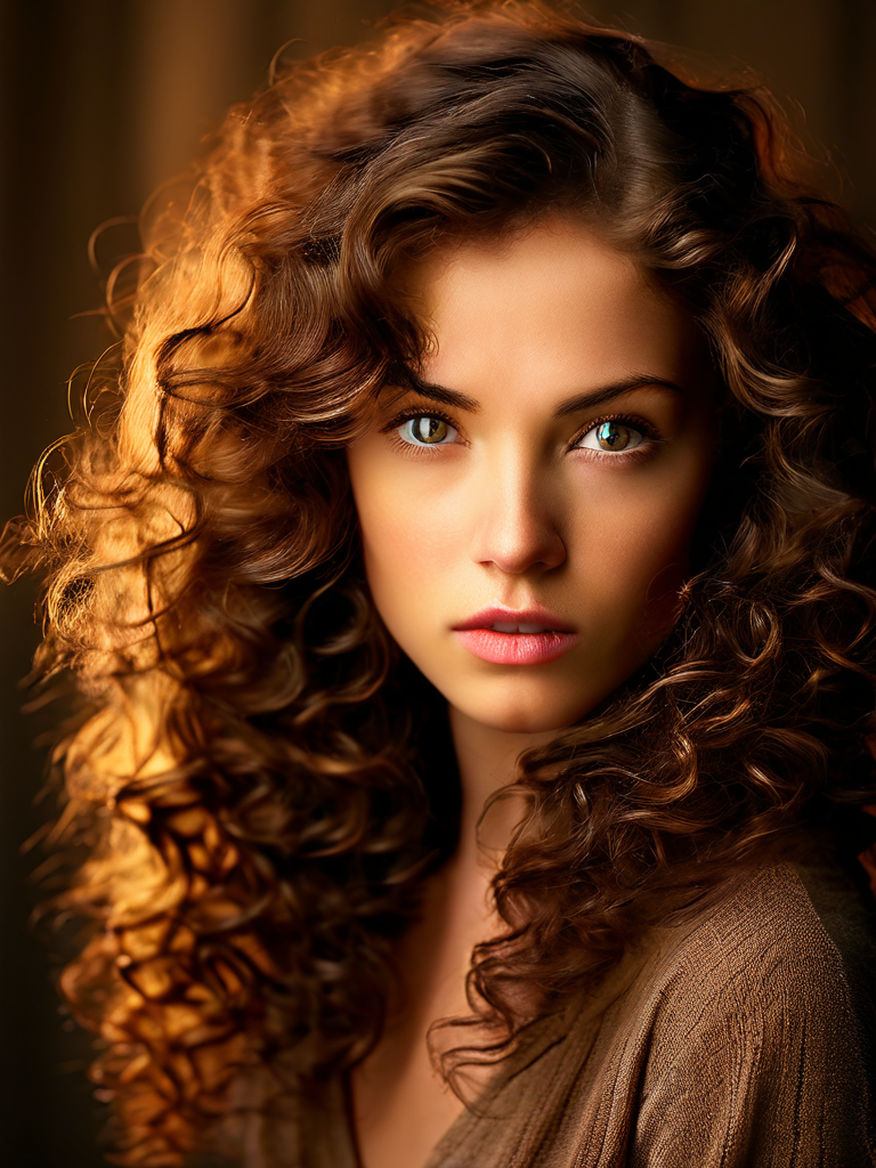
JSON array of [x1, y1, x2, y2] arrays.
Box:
[[452, 605, 576, 633]]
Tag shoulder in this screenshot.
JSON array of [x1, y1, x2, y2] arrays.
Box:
[[654, 857, 876, 1018], [628, 856, 876, 1167], [644, 855, 876, 1062]]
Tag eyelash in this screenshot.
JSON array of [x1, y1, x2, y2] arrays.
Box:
[[381, 408, 663, 461]]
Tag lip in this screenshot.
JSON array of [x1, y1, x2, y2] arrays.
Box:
[[452, 606, 578, 666], [452, 606, 576, 633]]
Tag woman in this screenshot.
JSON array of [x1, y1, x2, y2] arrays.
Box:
[[3, 1, 875, 1165]]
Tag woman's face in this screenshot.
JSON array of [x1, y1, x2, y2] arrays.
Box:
[[346, 216, 720, 735]]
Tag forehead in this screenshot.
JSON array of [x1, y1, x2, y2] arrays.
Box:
[[396, 216, 708, 401]]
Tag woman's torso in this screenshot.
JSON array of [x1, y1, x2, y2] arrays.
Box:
[[211, 834, 876, 1168]]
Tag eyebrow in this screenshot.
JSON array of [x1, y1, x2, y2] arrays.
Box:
[[383, 367, 685, 415]]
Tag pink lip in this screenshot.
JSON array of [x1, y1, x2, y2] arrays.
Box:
[[452, 606, 578, 666]]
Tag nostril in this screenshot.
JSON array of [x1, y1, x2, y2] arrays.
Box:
[[469, 465, 567, 573], [473, 520, 567, 575]]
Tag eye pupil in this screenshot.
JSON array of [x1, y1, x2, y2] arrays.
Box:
[[413, 416, 448, 443], [596, 421, 629, 450]]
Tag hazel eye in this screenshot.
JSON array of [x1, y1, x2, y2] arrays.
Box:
[[397, 415, 458, 446], [577, 420, 645, 454]]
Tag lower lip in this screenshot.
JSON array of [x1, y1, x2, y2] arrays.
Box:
[[453, 629, 578, 666]]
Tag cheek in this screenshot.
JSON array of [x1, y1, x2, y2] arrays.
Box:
[[356, 482, 439, 576], [581, 460, 712, 625], [347, 449, 452, 622]]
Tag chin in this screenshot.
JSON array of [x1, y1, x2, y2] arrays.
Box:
[[452, 691, 592, 737]]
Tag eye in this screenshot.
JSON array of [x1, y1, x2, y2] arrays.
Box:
[[395, 413, 459, 447], [575, 418, 647, 455]]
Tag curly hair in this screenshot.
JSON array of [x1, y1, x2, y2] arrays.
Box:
[[3, 1, 876, 1163]]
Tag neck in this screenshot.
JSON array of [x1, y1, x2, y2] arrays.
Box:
[[448, 705, 557, 869]]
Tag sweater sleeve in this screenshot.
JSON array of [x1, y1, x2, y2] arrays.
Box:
[[631, 875, 876, 1168]]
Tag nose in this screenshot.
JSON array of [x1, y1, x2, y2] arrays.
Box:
[[469, 453, 566, 575]]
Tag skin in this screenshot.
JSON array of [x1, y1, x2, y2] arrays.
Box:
[[347, 213, 720, 803], [344, 214, 721, 1168]]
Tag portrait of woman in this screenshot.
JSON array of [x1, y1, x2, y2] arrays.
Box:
[[2, 1, 875, 1166]]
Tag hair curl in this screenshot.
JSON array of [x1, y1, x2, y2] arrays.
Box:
[[4, 1, 876, 1163]]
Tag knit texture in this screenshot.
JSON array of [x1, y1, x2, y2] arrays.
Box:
[[221, 848, 876, 1167]]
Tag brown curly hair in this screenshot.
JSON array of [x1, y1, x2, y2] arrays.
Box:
[[3, 1, 876, 1163]]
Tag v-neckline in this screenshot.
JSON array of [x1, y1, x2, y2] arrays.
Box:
[[335, 1005, 574, 1168]]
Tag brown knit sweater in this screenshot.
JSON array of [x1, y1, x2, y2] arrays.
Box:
[[220, 846, 876, 1167]]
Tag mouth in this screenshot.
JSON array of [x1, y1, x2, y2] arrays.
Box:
[[452, 608, 578, 665], [453, 606, 576, 635], [485, 620, 562, 634]]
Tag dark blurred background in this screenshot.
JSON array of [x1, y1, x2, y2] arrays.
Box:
[[1, 2, 874, 1164]]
